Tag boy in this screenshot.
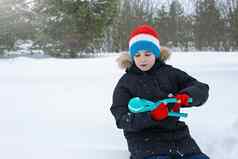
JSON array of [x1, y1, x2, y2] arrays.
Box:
[[110, 24, 210, 159]]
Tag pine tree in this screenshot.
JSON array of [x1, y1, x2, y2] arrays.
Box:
[[179, 15, 194, 51], [230, 4, 238, 48], [111, 0, 155, 52], [168, 0, 184, 47], [32, 0, 119, 57], [154, 5, 170, 46], [194, 0, 222, 50]]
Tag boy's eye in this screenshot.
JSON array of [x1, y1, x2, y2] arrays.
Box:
[[145, 52, 152, 56], [135, 54, 141, 58]]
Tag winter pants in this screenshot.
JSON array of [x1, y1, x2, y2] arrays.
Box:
[[144, 153, 209, 159]]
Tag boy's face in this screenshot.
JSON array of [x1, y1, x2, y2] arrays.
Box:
[[133, 51, 156, 72]]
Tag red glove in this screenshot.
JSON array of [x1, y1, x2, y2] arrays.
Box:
[[172, 93, 190, 112], [150, 103, 168, 121]]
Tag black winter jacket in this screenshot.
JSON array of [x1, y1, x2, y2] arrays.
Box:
[[110, 59, 209, 159]]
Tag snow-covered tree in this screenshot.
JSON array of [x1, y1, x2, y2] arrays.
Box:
[[0, 0, 34, 53]]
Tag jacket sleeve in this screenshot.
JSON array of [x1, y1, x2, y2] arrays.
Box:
[[110, 78, 159, 132], [173, 67, 209, 106]]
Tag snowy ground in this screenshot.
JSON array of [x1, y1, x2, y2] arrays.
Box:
[[0, 52, 238, 159]]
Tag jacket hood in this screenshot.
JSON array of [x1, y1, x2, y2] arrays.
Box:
[[116, 46, 171, 69]]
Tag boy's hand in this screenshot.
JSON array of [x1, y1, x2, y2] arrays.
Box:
[[176, 93, 190, 106], [150, 103, 168, 121], [172, 93, 190, 112]]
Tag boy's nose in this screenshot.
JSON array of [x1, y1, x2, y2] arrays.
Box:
[[141, 56, 147, 61]]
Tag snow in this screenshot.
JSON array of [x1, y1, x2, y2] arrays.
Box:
[[0, 52, 238, 159]]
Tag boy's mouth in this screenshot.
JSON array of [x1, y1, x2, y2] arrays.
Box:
[[140, 64, 147, 67]]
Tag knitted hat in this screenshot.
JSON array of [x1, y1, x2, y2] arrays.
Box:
[[128, 24, 160, 58]]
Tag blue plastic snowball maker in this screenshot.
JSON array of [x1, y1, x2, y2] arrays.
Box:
[[128, 97, 193, 118]]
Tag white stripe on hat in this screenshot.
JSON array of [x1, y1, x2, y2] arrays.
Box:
[[129, 34, 160, 48]]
